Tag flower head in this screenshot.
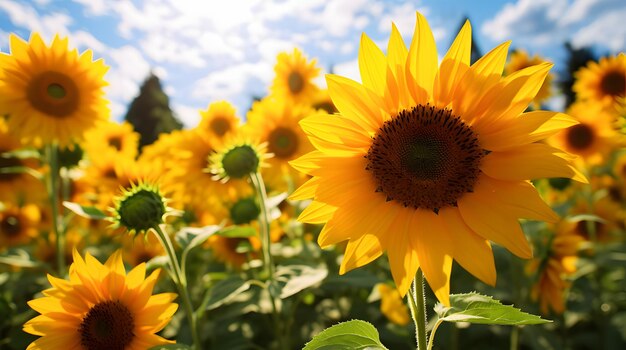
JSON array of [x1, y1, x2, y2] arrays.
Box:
[[0, 33, 109, 147], [111, 181, 168, 236], [23, 249, 177, 349], [290, 12, 585, 305]]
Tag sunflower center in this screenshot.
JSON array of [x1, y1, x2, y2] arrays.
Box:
[[313, 101, 338, 114], [230, 198, 260, 225], [566, 124, 594, 150], [79, 300, 135, 350], [288, 72, 304, 94], [108, 137, 123, 151], [365, 104, 485, 212], [575, 220, 603, 239], [600, 70, 625, 97], [210, 117, 231, 136], [0, 151, 22, 182], [268, 127, 298, 158], [1, 215, 22, 237], [27, 71, 80, 118]]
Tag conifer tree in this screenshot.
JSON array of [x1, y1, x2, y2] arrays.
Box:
[[124, 73, 182, 149]]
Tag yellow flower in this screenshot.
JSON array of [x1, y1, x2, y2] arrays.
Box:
[[377, 283, 410, 326], [549, 102, 619, 166], [23, 249, 177, 349], [197, 101, 241, 141], [0, 33, 109, 147], [0, 203, 40, 248], [505, 50, 553, 108], [245, 97, 316, 192], [574, 54, 626, 112], [528, 224, 584, 315], [270, 48, 320, 105], [209, 132, 270, 182], [290, 12, 585, 305], [83, 120, 140, 160]]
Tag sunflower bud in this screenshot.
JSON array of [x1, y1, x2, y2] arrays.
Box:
[[112, 182, 166, 235]]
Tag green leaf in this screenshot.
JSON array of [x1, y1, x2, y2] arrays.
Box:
[[1, 148, 40, 159], [148, 344, 191, 350], [205, 277, 251, 310], [303, 320, 387, 350], [216, 225, 257, 238], [175, 225, 221, 251], [434, 292, 551, 325], [62, 201, 108, 220], [275, 265, 328, 299]]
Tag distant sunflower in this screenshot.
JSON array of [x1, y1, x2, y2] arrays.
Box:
[[574, 54, 626, 111], [290, 13, 585, 305], [270, 48, 320, 104], [83, 121, 139, 160], [246, 98, 315, 192], [0, 33, 109, 147], [528, 225, 583, 315], [549, 102, 618, 166], [0, 203, 40, 248], [24, 249, 177, 349], [377, 283, 410, 326], [197, 101, 241, 141], [310, 89, 338, 114], [505, 50, 553, 108]]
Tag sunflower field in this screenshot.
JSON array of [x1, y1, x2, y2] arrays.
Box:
[[1, 10, 626, 350]]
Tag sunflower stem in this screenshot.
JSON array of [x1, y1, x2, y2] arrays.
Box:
[[45, 143, 65, 276], [250, 171, 287, 350], [408, 269, 428, 350], [153, 225, 200, 350]]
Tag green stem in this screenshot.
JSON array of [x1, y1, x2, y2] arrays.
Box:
[[510, 326, 520, 350], [153, 225, 200, 350], [427, 319, 444, 350], [407, 269, 428, 350], [250, 172, 287, 350], [45, 144, 65, 275]]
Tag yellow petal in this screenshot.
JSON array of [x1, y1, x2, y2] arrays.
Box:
[[440, 207, 496, 286], [359, 33, 387, 96], [339, 233, 383, 274], [387, 23, 411, 109], [297, 201, 336, 224], [434, 20, 471, 108], [386, 210, 420, 297], [406, 12, 438, 103], [289, 176, 319, 201], [411, 210, 452, 306], [326, 74, 383, 131]]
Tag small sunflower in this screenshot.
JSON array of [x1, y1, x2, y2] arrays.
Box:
[[505, 49, 553, 108], [290, 13, 585, 305], [83, 121, 140, 160], [528, 224, 584, 315], [197, 101, 241, 141], [549, 102, 619, 166], [111, 181, 168, 236], [574, 54, 626, 111], [0, 33, 109, 147], [377, 283, 410, 326], [270, 48, 320, 104], [245, 98, 315, 192], [209, 132, 270, 182], [0, 203, 40, 248], [24, 249, 177, 349]]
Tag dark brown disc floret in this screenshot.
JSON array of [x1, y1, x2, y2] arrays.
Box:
[[365, 104, 486, 213], [79, 300, 135, 350]]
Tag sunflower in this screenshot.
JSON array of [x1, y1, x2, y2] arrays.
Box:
[[209, 131, 270, 182], [197, 101, 241, 141], [0, 203, 40, 248], [549, 102, 619, 166], [24, 249, 177, 349], [0, 33, 109, 147], [377, 283, 410, 326], [290, 13, 585, 305], [574, 54, 626, 112], [528, 230, 582, 315], [270, 48, 320, 105], [245, 98, 316, 193], [505, 49, 553, 108], [83, 121, 140, 160]]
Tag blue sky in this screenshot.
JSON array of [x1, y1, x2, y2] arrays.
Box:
[[1, 0, 625, 127]]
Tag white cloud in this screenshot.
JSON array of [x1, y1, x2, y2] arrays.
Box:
[[482, 0, 567, 42], [0, 0, 73, 40], [571, 8, 626, 52], [172, 103, 201, 128], [193, 61, 272, 102], [0, 30, 9, 51], [72, 0, 109, 16], [333, 58, 360, 83], [71, 30, 106, 53]]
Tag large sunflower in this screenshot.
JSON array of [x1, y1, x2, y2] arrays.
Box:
[[574, 54, 626, 112], [270, 48, 320, 105], [24, 249, 177, 349], [0, 33, 109, 147], [290, 13, 585, 305]]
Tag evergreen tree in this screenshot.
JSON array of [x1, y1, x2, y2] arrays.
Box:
[[560, 42, 597, 107], [124, 73, 183, 149]]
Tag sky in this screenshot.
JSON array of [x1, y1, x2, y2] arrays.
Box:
[[1, 0, 625, 127]]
